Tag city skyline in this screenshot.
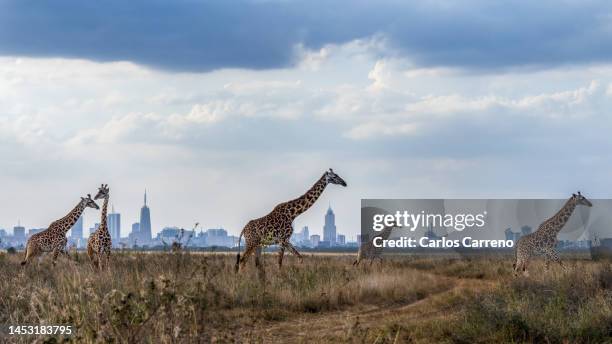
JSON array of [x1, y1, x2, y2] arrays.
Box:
[[0, 196, 355, 243]]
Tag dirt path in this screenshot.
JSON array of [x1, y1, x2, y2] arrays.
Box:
[[250, 270, 499, 342]]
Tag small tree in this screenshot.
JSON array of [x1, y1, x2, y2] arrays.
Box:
[[163, 223, 198, 253]]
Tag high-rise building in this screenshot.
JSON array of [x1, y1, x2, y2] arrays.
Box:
[[128, 222, 140, 246], [139, 190, 152, 242], [28, 228, 45, 237], [206, 228, 231, 247], [108, 206, 121, 241], [70, 215, 83, 239], [323, 206, 336, 246], [310, 234, 320, 247], [13, 224, 25, 242], [337, 234, 346, 245]]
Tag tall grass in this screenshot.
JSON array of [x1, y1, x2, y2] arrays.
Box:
[[0, 252, 453, 343]]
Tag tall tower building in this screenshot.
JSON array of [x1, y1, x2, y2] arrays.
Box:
[[108, 206, 121, 241], [13, 223, 26, 243], [70, 215, 83, 239], [139, 190, 152, 242], [323, 205, 337, 246]]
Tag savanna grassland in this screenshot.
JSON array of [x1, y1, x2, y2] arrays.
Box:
[[0, 250, 611, 343]]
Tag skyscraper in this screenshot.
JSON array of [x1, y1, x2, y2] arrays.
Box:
[[70, 215, 83, 239], [323, 206, 336, 246], [108, 206, 121, 241], [139, 190, 152, 242], [13, 224, 25, 243]]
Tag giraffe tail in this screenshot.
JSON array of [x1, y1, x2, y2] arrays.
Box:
[[21, 242, 30, 266], [235, 231, 244, 273]]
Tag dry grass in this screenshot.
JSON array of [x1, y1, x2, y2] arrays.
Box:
[[0, 251, 610, 343]]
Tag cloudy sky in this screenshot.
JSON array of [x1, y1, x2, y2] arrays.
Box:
[[1, 0, 612, 239]]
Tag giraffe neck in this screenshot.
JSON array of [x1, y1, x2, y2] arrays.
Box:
[[99, 196, 110, 233], [54, 201, 86, 235], [379, 226, 395, 240], [286, 174, 328, 218], [543, 197, 577, 236]]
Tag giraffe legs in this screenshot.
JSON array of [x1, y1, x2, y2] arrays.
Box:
[[285, 242, 304, 263], [51, 248, 61, 266], [255, 247, 263, 268], [97, 248, 111, 270], [278, 246, 285, 268], [513, 257, 529, 277], [544, 248, 565, 271]]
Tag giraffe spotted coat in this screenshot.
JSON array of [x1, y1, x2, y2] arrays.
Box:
[[88, 184, 112, 269], [353, 225, 396, 266], [513, 192, 592, 276], [22, 194, 99, 266], [236, 169, 347, 271]]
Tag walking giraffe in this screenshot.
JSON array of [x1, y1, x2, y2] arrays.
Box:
[[236, 169, 347, 271], [21, 194, 99, 266], [87, 184, 112, 269], [513, 192, 592, 276], [353, 224, 397, 267]]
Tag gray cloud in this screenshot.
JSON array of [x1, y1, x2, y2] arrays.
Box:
[[1, 0, 612, 71]]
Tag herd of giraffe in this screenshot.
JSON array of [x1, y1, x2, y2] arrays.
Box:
[[20, 184, 113, 268], [17, 168, 593, 277]]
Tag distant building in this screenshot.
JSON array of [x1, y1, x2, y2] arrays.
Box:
[[107, 207, 121, 241], [291, 226, 311, 247], [157, 227, 182, 245], [600, 238, 612, 249], [28, 228, 45, 237], [132, 222, 140, 234], [302, 226, 309, 241], [424, 224, 442, 240], [505, 226, 532, 242], [323, 206, 337, 246], [337, 234, 346, 245], [13, 225, 25, 242], [128, 222, 140, 246], [521, 226, 532, 236], [318, 240, 331, 248], [206, 228, 233, 247], [139, 191, 152, 242], [504, 228, 519, 242], [70, 215, 83, 239], [310, 234, 320, 247], [557, 240, 592, 250]]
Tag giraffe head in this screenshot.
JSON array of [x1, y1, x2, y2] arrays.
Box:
[[572, 191, 593, 207], [324, 168, 347, 187], [94, 184, 110, 200], [81, 194, 100, 209]]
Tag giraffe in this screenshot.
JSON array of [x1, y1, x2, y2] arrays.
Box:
[[353, 224, 397, 267], [21, 194, 99, 266], [235, 168, 347, 271], [513, 192, 592, 276], [87, 184, 112, 269]]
